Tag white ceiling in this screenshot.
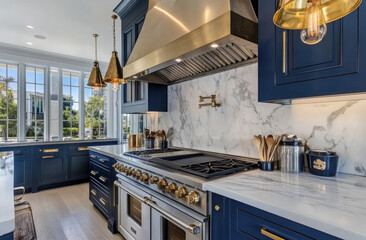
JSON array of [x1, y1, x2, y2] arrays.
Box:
[[0, 0, 122, 63]]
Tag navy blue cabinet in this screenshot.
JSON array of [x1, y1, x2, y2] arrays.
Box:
[[36, 145, 67, 187], [211, 193, 341, 240], [0, 140, 117, 193], [89, 151, 118, 233], [258, 0, 366, 103], [115, 0, 168, 113]]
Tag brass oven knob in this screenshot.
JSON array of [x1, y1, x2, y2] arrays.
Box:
[[149, 176, 159, 184], [165, 183, 177, 194], [141, 173, 149, 183], [127, 168, 133, 176], [174, 187, 187, 199], [157, 178, 168, 190], [121, 165, 126, 172], [185, 191, 200, 205], [112, 163, 117, 168], [134, 170, 142, 180]]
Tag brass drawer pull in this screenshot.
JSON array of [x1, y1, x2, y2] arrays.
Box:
[[99, 158, 107, 163], [283, 30, 286, 73], [91, 189, 97, 196], [42, 156, 54, 159], [78, 147, 88, 151], [214, 205, 220, 211], [99, 198, 107, 206], [261, 228, 285, 240], [90, 155, 97, 159], [99, 176, 107, 183], [90, 170, 98, 176], [43, 148, 59, 153]]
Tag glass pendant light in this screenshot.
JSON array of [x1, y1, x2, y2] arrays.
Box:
[[104, 14, 126, 92], [273, 0, 362, 45], [88, 34, 106, 93]]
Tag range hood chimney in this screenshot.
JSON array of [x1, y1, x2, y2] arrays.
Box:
[[123, 0, 258, 85]]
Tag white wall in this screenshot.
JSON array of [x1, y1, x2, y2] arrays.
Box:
[[147, 63, 366, 176]]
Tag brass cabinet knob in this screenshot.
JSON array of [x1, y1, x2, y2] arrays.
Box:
[[149, 176, 159, 184], [174, 187, 187, 199], [165, 183, 177, 194], [157, 178, 168, 190], [214, 205, 220, 211], [141, 173, 149, 183], [185, 191, 200, 205], [134, 170, 142, 180]]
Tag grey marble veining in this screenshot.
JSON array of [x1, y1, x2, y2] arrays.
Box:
[[147, 63, 366, 176], [204, 170, 366, 240]]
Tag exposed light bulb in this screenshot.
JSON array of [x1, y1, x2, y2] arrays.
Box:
[[112, 82, 120, 92], [93, 86, 100, 93], [300, 0, 327, 45]]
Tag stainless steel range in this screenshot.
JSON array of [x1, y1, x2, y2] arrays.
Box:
[[113, 148, 258, 240]]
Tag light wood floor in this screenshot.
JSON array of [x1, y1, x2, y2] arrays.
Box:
[[23, 183, 124, 240]]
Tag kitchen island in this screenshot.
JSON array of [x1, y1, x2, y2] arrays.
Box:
[[91, 144, 366, 240], [0, 152, 14, 239]]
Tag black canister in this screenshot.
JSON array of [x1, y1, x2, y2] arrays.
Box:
[[306, 150, 339, 177], [145, 137, 155, 149]]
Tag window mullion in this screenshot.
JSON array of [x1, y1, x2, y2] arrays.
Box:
[[18, 64, 26, 141], [44, 66, 50, 141], [79, 72, 85, 140]]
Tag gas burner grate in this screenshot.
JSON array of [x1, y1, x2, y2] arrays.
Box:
[[180, 159, 258, 178]]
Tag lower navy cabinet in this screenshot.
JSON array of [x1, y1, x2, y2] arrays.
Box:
[[211, 193, 341, 240], [0, 140, 118, 193], [36, 145, 67, 187], [0, 232, 13, 240], [89, 151, 118, 234]]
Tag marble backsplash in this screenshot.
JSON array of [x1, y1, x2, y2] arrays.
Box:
[[147, 63, 366, 176]]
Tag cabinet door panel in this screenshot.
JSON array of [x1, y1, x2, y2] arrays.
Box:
[[39, 156, 66, 185], [123, 28, 133, 65], [14, 156, 27, 188], [275, 10, 358, 85], [69, 155, 89, 181]]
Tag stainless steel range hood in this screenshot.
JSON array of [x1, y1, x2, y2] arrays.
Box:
[[123, 0, 258, 85]]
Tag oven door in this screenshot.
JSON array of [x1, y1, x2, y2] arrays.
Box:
[[118, 180, 151, 240], [151, 196, 206, 240]]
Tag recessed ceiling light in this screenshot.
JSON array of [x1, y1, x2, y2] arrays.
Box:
[[175, 58, 182, 63], [26, 42, 33, 45], [132, 76, 138, 79], [34, 34, 47, 40], [26, 25, 34, 29], [210, 43, 219, 48]]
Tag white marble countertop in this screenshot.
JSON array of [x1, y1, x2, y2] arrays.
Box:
[[204, 170, 366, 240], [0, 138, 118, 147], [0, 152, 15, 236]]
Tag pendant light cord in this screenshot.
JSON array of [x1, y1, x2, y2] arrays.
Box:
[[113, 16, 116, 52], [95, 35, 98, 61]]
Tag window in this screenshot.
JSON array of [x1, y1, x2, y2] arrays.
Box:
[[84, 75, 106, 139], [25, 67, 45, 140], [0, 63, 18, 141], [122, 114, 145, 143], [62, 72, 80, 140]]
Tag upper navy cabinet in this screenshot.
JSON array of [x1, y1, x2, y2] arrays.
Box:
[[114, 0, 167, 113], [258, 0, 366, 103], [211, 193, 341, 240]]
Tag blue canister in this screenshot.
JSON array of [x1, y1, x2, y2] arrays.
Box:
[[306, 150, 339, 177]]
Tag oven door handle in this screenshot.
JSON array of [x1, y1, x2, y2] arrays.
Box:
[[114, 181, 201, 235]]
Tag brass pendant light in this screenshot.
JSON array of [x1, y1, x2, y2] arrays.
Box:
[[104, 14, 126, 92], [88, 34, 106, 92], [273, 0, 362, 44]]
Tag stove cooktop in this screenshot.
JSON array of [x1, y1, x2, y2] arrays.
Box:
[[124, 149, 258, 179]]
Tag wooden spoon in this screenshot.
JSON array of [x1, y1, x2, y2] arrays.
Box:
[[266, 135, 275, 162]]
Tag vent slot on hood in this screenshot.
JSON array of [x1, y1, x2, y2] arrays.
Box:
[[156, 43, 257, 83]]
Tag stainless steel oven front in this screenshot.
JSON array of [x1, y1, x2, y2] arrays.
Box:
[[115, 176, 208, 240]]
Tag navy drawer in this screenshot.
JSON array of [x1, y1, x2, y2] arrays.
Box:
[[236, 209, 312, 240], [89, 152, 110, 169], [90, 162, 109, 190], [90, 179, 110, 217]]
